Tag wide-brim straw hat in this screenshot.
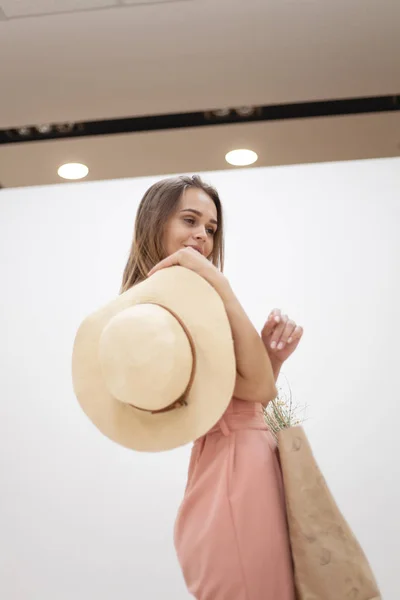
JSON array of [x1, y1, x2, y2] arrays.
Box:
[[72, 266, 236, 452]]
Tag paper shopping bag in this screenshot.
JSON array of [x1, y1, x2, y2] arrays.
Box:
[[277, 426, 381, 600]]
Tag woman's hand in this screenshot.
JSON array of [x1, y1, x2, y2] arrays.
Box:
[[261, 308, 303, 366], [148, 247, 229, 298]]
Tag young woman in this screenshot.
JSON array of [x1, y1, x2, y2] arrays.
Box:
[[121, 175, 303, 600]]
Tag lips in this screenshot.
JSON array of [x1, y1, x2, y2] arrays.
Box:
[[185, 246, 203, 255]]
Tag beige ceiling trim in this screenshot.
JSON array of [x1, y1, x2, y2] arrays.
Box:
[[1, 112, 399, 189], [0, 0, 191, 20]]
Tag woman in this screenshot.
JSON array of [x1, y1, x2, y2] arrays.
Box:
[[121, 175, 303, 599]]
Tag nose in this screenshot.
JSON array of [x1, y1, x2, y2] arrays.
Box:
[[194, 226, 207, 241]]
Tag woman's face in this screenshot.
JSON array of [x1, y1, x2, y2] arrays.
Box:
[[163, 187, 218, 259]]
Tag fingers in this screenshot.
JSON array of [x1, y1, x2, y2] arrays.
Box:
[[290, 325, 303, 345], [147, 247, 201, 277], [269, 314, 290, 349], [148, 258, 170, 277], [269, 315, 300, 350], [261, 309, 282, 338], [147, 249, 185, 277], [147, 257, 171, 276]]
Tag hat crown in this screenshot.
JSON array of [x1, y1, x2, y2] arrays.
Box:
[[98, 303, 192, 411], [72, 266, 237, 452]]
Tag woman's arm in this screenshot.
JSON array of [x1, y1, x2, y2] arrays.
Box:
[[148, 248, 277, 405], [270, 358, 283, 383], [218, 281, 277, 406]]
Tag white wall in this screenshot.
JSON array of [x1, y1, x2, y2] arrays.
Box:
[[0, 157, 399, 599]]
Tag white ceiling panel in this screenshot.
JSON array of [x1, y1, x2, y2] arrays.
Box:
[[121, 0, 192, 4], [0, 0, 117, 18], [0, 0, 398, 129], [0, 0, 398, 188]]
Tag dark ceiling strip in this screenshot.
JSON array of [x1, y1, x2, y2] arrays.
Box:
[[1, 94, 399, 145]]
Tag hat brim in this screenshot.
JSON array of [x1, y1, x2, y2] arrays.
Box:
[[72, 266, 236, 452]]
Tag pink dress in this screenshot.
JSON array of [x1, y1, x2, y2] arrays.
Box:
[[174, 397, 296, 600]]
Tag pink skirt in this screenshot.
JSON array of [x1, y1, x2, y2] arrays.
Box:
[[174, 398, 295, 600]]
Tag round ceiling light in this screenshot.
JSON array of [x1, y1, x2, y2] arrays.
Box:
[[58, 163, 89, 180], [225, 149, 258, 167]]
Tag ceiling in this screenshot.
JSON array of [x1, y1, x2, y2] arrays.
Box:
[[0, 0, 399, 188]]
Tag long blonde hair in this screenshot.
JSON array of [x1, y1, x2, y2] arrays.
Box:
[[120, 175, 225, 294]]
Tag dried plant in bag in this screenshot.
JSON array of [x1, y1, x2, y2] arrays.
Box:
[[263, 373, 308, 442]]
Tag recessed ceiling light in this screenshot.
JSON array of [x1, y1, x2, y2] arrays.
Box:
[[225, 149, 258, 167], [58, 163, 89, 180]]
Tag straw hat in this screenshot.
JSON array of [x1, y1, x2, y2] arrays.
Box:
[[72, 266, 236, 452]]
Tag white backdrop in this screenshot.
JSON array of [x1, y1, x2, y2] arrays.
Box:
[[0, 157, 399, 599]]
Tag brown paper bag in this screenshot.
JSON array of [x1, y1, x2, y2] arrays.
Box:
[[277, 426, 381, 600]]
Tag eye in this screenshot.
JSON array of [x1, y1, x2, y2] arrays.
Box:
[[183, 216, 216, 236]]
